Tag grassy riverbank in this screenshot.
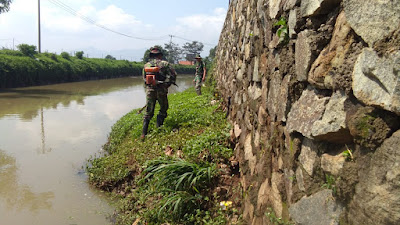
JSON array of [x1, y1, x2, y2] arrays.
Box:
[[0, 49, 195, 88], [86, 86, 242, 224]]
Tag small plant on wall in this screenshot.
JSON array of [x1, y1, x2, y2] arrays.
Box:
[[265, 208, 294, 225], [274, 17, 289, 45]]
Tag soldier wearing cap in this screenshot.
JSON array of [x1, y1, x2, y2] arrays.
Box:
[[141, 46, 177, 139], [194, 54, 206, 95]]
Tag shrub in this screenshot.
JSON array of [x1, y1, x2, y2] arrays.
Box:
[[60, 52, 70, 60], [75, 51, 84, 59], [17, 44, 37, 57], [105, 54, 116, 60]]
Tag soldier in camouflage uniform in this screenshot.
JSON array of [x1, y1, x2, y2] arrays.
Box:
[[141, 46, 177, 139], [194, 54, 206, 95]]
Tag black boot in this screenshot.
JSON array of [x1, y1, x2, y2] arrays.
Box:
[[196, 89, 202, 95], [156, 115, 165, 128], [140, 119, 150, 140]]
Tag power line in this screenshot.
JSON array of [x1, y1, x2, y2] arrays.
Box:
[[46, 0, 217, 46], [47, 0, 169, 41]]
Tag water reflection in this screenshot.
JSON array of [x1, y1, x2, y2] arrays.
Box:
[[0, 77, 142, 120], [0, 76, 194, 224], [39, 107, 51, 154], [0, 150, 54, 213], [0, 76, 193, 121]]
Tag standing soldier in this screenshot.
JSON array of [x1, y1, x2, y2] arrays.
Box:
[[194, 54, 206, 95], [141, 46, 177, 139]]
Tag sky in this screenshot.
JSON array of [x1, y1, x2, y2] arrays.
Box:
[[0, 0, 228, 61]]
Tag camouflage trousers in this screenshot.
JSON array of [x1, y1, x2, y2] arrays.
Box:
[[194, 75, 203, 95], [144, 85, 169, 120]]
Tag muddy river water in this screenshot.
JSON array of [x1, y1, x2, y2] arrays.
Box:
[[0, 76, 193, 225]]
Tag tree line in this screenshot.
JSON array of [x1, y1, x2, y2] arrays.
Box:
[[0, 44, 195, 89], [142, 41, 217, 65]]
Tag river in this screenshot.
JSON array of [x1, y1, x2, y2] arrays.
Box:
[[0, 76, 194, 225]]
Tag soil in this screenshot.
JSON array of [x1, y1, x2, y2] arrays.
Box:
[[348, 106, 400, 149], [331, 37, 365, 94], [374, 25, 400, 57]]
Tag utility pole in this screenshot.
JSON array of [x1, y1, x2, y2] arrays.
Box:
[[168, 34, 173, 63], [38, 0, 41, 53]]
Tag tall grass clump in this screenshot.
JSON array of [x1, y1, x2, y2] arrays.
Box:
[[139, 159, 217, 223]]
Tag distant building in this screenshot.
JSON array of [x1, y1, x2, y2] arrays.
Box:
[[178, 60, 194, 65]]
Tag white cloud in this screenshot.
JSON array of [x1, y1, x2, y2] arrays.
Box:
[[96, 5, 141, 28], [174, 7, 226, 45], [176, 7, 226, 29]]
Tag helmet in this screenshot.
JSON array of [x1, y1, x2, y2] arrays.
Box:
[[195, 54, 202, 59], [150, 46, 162, 55]]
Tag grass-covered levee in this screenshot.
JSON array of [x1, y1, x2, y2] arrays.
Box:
[[0, 49, 195, 88], [86, 82, 243, 224]]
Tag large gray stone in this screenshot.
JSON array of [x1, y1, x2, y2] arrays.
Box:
[[352, 48, 400, 115], [277, 75, 291, 122], [248, 83, 262, 100], [234, 122, 242, 138], [348, 130, 400, 225], [270, 172, 284, 217], [289, 189, 343, 225], [311, 90, 352, 143], [288, 9, 297, 38], [344, 0, 400, 47], [257, 177, 270, 211], [287, 87, 329, 138], [299, 138, 319, 176], [244, 134, 257, 175], [300, 0, 341, 17], [295, 167, 306, 191], [267, 71, 281, 120], [269, 0, 282, 19], [237, 61, 246, 81], [295, 30, 317, 81], [284, 0, 300, 11], [252, 56, 261, 82], [267, 72, 290, 122]]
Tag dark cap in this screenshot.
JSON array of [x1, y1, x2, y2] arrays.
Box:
[[150, 46, 162, 55], [195, 54, 202, 59]]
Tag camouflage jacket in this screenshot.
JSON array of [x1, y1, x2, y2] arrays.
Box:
[[195, 60, 206, 76]]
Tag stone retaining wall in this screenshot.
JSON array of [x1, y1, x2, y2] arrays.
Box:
[[214, 0, 400, 224]]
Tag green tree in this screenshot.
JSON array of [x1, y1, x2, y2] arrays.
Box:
[[16, 44, 37, 57], [182, 41, 204, 61], [204, 46, 217, 64], [142, 45, 168, 63], [0, 0, 12, 14], [208, 46, 217, 60], [61, 52, 70, 60], [164, 42, 182, 64], [75, 51, 84, 59], [105, 55, 116, 60]]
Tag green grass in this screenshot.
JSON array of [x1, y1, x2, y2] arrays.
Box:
[[86, 86, 236, 224]]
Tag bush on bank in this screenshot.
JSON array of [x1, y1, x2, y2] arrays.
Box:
[[0, 49, 195, 89], [86, 86, 241, 224]]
